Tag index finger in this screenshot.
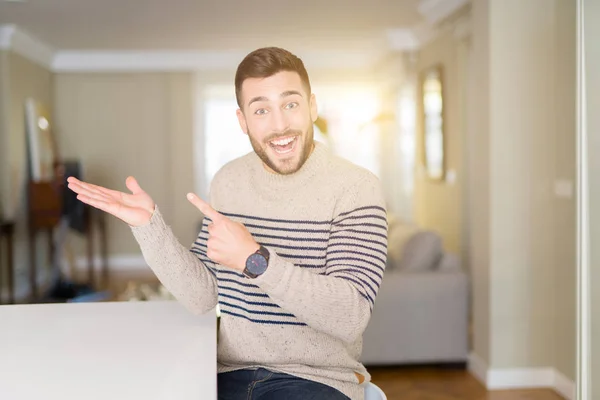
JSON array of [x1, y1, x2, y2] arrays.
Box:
[[187, 193, 223, 222]]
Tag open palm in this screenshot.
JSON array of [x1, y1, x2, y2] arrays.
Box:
[[67, 176, 155, 227]]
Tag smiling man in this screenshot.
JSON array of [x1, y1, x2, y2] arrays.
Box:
[[67, 47, 388, 400]]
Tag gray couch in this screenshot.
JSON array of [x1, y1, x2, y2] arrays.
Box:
[[360, 218, 470, 366]]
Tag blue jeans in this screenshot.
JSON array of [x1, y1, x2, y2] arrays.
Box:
[[217, 368, 351, 400]]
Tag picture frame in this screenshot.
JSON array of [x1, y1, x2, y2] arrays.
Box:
[[419, 64, 446, 181]]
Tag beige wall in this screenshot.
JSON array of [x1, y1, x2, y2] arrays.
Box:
[[585, 0, 600, 392], [53, 72, 197, 258], [489, 0, 557, 369], [467, 0, 577, 381], [414, 23, 466, 256]]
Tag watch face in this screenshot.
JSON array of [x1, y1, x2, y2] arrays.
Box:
[[246, 253, 268, 275]]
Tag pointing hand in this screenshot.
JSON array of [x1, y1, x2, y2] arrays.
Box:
[[187, 193, 259, 272]]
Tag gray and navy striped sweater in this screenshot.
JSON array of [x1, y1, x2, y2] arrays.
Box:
[[131, 142, 388, 400]]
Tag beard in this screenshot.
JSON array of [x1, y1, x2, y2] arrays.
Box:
[[248, 124, 315, 175]]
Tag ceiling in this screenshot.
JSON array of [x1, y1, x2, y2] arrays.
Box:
[[0, 0, 469, 71], [0, 0, 424, 51]]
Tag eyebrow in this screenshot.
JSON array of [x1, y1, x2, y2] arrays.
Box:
[[247, 90, 303, 107]]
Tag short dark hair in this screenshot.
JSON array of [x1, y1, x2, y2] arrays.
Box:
[[234, 47, 311, 108]]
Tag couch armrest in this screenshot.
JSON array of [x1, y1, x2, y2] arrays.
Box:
[[361, 270, 470, 365]]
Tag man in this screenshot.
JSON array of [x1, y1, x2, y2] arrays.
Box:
[[68, 47, 388, 400]]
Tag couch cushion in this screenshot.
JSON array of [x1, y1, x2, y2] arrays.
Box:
[[438, 253, 461, 272], [398, 230, 443, 271], [386, 215, 419, 269]]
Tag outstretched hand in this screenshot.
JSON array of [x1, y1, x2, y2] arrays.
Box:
[[187, 193, 259, 272], [67, 176, 155, 227]]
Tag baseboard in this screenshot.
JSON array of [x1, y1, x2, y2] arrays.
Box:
[[487, 367, 554, 389], [554, 370, 576, 400], [468, 352, 575, 400], [467, 352, 488, 386]]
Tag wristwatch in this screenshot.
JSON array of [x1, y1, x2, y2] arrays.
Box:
[[243, 246, 270, 279]]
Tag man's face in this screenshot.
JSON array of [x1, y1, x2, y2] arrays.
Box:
[[236, 71, 318, 175]]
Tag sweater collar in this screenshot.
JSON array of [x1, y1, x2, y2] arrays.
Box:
[[248, 140, 329, 192]]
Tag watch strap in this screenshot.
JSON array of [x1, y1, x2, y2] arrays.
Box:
[[255, 245, 270, 262]]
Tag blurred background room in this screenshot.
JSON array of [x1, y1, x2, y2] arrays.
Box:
[[1, 0, 596, 398]]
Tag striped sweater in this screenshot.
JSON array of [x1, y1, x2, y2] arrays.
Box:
[[131, 142, 388, 400]]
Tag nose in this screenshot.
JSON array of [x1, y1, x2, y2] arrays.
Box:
[[271, 107, 290, 133]]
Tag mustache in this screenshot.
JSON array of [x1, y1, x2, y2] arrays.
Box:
[[264, 130, 302, 143]]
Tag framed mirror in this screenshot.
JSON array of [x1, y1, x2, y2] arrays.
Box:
[[25, 98, 57, 182], [420, 64, 445, 181]]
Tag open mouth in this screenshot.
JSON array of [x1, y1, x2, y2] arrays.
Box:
[[268, 136, 298, 155]]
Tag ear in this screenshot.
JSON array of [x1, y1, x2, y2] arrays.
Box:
[[236, 108, 248, 135], [309, 93, 318, 123]]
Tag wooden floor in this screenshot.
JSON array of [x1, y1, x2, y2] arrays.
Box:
[[368, 366, 565, 400], [105, 271, 565, 400]]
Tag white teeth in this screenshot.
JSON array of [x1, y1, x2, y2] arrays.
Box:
[[271, 137, 295, 146], [270, 136, 297, 154]]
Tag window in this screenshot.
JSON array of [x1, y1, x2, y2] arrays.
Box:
[[203, 97, 252, 193], [313, 85, 382, 177]]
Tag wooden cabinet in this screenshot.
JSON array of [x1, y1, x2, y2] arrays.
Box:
[[27, 178, 108, 302]]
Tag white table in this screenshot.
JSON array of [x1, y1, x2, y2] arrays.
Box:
[[0, 301, 217, 400]]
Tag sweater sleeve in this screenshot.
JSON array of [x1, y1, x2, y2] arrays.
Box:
[[130, 205, 218, 315], [252, 173, 388, 344]]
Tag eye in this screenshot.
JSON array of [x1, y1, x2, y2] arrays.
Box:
[[285, 102, 298, 109], [254, 108, 268, 115]]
